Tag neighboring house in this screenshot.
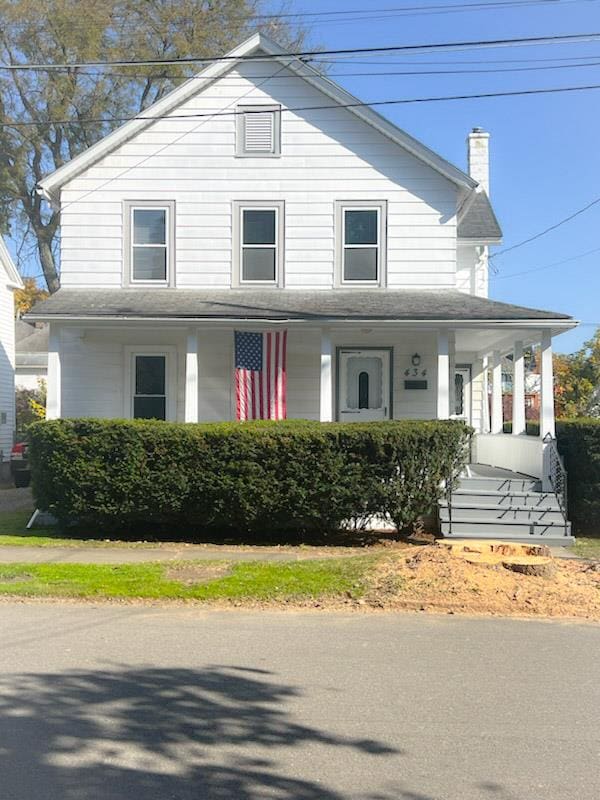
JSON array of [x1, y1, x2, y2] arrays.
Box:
[[15, 320, 49, 391], [496, 353, 541, 422], [0, 238, 23, 478], [27, 33, 577, 538]]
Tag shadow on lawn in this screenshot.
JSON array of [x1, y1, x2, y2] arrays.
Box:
[[0, 663, 405, 800]]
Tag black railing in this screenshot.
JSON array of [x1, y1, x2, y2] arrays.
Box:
[[543, 433, 569, 537]]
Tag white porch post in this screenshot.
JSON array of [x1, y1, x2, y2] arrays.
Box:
[[512, 340, 526, 436], [437, 330, 450, 419], [491, 349, 503, 434], [46, 324, 62, 420], [320, 328, 333, 422], [540, 330, 555, 439], [184, 329, 199, 423], [448, 330, 456, 417]]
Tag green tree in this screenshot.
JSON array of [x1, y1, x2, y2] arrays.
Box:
[[554, 328, 600, 418], [0, 0, 307, 291]]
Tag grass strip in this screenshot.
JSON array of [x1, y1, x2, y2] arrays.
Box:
[[0, 556, 378, 602]]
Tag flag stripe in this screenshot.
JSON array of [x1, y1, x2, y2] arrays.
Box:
[[235, 330, 286, 421]]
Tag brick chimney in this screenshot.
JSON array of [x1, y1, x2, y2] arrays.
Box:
[[467, 127, 490, 194]]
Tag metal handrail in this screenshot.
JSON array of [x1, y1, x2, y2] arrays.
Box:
[[543, 433, 569, 537]]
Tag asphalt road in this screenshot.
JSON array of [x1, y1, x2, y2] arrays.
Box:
[[0, 604, 598, 800]]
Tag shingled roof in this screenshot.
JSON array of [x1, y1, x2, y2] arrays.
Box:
[[458, 191, 502, 242], [27, 288, 572, 323]]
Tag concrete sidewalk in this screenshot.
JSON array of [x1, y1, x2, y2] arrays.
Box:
[[0, 543, 362, 564]]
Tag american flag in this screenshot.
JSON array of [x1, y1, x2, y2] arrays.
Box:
[[234, 330, 287, 420]]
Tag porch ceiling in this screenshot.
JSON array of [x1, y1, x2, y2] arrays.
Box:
[[28, 288, 574, 329]]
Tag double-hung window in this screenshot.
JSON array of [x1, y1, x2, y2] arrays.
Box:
[[336, 201, 387, 286], [125, 201, 174, 286], [234, 201, 284, 286]]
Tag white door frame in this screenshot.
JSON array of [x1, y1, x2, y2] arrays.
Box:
[[336, 347, 393, 422], [452, 363, 472, 426]]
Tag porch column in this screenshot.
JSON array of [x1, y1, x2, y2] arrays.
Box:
[[46, 324, 62, 420], [512, 339, 526, 435], [184, 329, 199, 423], [491, 349, 503, 434], [436, 330, 450, 419], [320, 328, 333, 422], [540, 330, 555, 439]]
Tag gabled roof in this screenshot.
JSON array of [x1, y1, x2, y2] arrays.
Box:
[[37, 32, 477, 202], [27, 288, 574, 324], [0, 237, 23, 289], [458, 190, 502, 242]]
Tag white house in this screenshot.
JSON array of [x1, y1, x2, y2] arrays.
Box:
[[15, 321, 48, 391], [0, 237, 23, 477], [28, 33, 577, 540]]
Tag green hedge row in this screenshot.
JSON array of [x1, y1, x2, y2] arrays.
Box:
[[554, 419, 600, 535], [28, 418, 471, 538]]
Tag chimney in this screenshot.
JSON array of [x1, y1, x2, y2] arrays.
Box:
[[467, 127, 490, 195]]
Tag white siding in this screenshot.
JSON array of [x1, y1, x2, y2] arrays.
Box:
[[0, 281, 16, 460], [59, 59, 459, 290], [456, 244, 488, 297]]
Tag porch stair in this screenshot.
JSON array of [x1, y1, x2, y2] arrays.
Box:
[[439, 466, 575, 546]]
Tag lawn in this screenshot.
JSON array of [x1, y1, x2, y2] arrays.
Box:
[[0, 556, 377, 602], [573, 537, 600, 559]]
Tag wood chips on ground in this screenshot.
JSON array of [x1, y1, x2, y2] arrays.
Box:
[[364, 544, 600, 620]]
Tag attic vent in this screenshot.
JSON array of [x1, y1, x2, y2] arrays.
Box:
[[237, 105, 281, 156]]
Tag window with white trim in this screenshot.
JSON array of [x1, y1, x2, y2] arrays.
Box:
[[236, 105, 281, 156], [133, 355, 166, 420], [239, 206, 281, 285], [342, 207, 381, 283], [131, 207, 168, 282]]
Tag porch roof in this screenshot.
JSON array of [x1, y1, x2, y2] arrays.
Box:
[[27, 288, 573, 325]]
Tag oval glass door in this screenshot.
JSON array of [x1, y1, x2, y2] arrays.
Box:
[[338, 349, 391, 421], [452, 365, 472, 425]]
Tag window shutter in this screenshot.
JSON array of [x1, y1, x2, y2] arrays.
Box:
[[244, 110, 274, 153]]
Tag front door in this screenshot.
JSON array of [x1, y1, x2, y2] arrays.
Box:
[[453, 365, 472, 425], [338, 349, 391, 421]]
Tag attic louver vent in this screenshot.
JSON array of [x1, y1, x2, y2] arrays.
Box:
[[237, 105, 281, 156], [245, 111, 274, 152]]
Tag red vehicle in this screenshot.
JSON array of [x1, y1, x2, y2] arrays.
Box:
[[10, 442, 30, 488]]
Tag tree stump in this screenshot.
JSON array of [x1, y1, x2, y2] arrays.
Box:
[[501, 556, 556, 578]]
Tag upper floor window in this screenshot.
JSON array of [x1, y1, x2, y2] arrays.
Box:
[[233, 201, 284, 287], [336, 201, 387, 287], [124, 200, 175, 287], [236, 105, 281, 157]]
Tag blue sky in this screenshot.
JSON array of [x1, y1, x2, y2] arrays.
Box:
[[273, 0, 600, 353]]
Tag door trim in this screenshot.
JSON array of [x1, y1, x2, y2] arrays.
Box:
[[453, 362, 472, 425], [335, 346, 393, 421]]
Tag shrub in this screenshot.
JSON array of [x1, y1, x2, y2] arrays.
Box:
[[28, 418, 471, 539], [555, 419, 600, 535]]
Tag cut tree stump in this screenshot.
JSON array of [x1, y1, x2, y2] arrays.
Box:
[[501, 556, 556, 578], [436, 539, 555, 577]]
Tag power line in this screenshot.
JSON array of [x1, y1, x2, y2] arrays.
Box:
[[1, 32, 600, 71], [5, 82, 600, 129], [491, 196, 600, 260], [22, 58, 600, 82], [491, 246, 600, 279]]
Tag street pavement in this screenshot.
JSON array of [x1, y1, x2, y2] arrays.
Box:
[[0, 604, 598, 800]]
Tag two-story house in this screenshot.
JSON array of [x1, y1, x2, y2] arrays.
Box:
[[0, 237, 23, 478], [28, 33, 577, 538]]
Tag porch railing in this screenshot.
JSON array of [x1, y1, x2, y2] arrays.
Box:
[[543, 434, 569, 537]]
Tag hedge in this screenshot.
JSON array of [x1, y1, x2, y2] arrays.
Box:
[[554, 419, 600, 535], [28, 418, 472, 538]]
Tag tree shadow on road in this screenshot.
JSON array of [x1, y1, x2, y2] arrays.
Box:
[[0, 663, 403, 800]]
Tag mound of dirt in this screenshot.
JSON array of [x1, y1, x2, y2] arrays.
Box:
[[365, 544, 600, 619]]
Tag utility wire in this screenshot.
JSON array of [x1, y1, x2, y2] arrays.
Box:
[[491, 246, 600, 279], [5, 82, 600, 129], [1, 32, 600, 71], [491, 196, 600, 260]]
